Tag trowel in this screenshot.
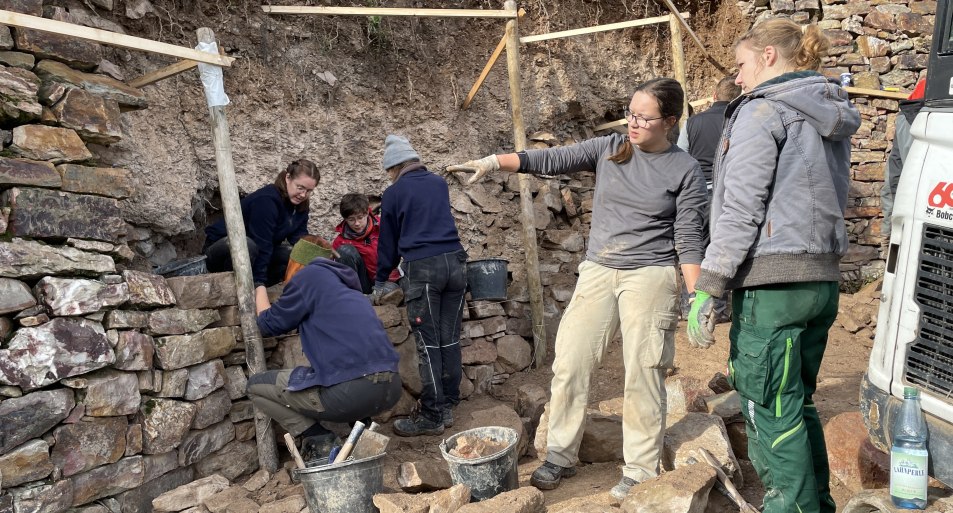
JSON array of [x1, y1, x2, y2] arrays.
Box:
[[350, 421, 390, 460]]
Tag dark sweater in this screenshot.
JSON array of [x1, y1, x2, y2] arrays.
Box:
[[257, 259, 399, 391], [375, 165, 464, 283], [204, 184, 308, 286], [685, 101, 730, 183]]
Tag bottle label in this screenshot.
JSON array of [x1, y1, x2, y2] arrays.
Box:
[[890, 447, 928, 500]]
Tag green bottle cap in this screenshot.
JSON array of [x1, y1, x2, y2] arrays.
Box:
[[904, 386, 918, 397]]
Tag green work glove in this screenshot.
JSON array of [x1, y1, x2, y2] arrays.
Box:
[[686, 290, 716, 349], [446, 155, 500, 185]]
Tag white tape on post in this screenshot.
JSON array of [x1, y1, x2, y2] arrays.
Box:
[[195, 41, 230, 107]]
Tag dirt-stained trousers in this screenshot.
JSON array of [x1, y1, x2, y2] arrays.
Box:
[[545, 261, 678, 482], [399, 250, 468, 423], [729, 282, 838, 513]]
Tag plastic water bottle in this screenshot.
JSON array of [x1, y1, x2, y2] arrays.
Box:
[[890, 386, 929, 509]]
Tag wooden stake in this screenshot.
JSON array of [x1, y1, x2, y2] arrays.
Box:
[[262, 5, 517, 18], [654, 1, 728, 74], [0, 10, 233, 67], [503, 1, 547, 368], [283, 433, 306, 470], [462, 9, 525, 110], [196, 27, 278, 474], [520, 12, 689, 43], [669, 14, 688, 129], [128, 59, 198, 88]]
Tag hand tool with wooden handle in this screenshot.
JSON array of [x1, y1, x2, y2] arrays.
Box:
[[696, 448, 758, 513], [332, 421, 366, 464], [283, 433, 306, 469]]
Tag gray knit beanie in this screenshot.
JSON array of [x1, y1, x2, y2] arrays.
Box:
[[382, 135, 420, 170]]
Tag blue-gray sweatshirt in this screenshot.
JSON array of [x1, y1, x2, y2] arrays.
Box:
[[522, 134, 708, 269], [696, 73, 861, 296], [376, 165, 464, 283], [257, 258, 399, 391]]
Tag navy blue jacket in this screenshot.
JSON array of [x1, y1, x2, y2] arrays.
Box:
[[376, 165, 464, 283], [205, 184, 308, 286], [257, 259, 399, 391], [685, 101, 730, 183]]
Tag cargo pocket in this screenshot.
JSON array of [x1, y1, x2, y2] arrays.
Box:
[[641, 310, 677, 369], [727, 324, 772, 406], [402, 286, 427, 329]]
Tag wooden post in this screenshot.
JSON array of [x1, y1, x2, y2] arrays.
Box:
[[503, 0, 547, 367], [655, 0, 729, 74], [196, 27, 278, 474], [669, 14, 688, 130]]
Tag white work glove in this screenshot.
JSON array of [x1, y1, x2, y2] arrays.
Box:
[[446, 155, 501, 185]]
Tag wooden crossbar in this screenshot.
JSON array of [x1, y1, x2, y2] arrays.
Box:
[[845, 86, 909, 100], [261, 6, 518, 18], [520, 13, 688, 43], [461, 8, 525, 110], [128, 60, 198, 88], [0, 10, 234, 67]]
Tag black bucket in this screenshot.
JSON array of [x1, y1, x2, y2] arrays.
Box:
[[153, 256, 207, 278], [293, 453, 385, 513], [466, 259, 508, 301], [439, 426, 519, 502]]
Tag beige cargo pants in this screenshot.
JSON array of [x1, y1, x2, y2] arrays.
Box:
[[545, 261, 678, 482]]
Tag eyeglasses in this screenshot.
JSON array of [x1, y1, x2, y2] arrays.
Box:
[[624, 108, 665, 128], [345, 215, 366, 224]]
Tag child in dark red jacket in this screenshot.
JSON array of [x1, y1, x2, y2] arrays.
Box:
[[332, 193, 400, 296]]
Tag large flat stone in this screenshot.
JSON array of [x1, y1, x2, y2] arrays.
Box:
[[35, 277, 129, 316], [8, 479, 74, 513], [0, 439, 53, 487], [826, 411, 889, 492], [142, 451, 180, 483], [9, 125, 92, 163], [374, 484, 471, 513], [51, 416, 126, 477], [13, 28, 102, 70], [0, 388, 74, 455], [0, 50, 34, 70], [33, 60, 147, 110], [155, 328, 237, 370], [0, 239, 114, 279], [0, 157, 58, 189], [3, 188, 124, 242], [193, 440, 258, 481], [166, 273, 237, 309], [115, 466, 193, 513], [455, 487, 543, 513], [178, 419, 235, 466], [140, 398, 197, 454], [80, 368, 140, 416], [105, 309, 149, 329], [185, 360, 226, 401], [149, 308, 220, 336], [0, 66, 41, 124], [663, 412, 742, 487], [191, 388, 231, 429], [70, 455, 144, 506], [496, 335, 532, 372], [156, 368, 188, 398], [114, 330, 155, 370], [0, 318, 113, 391], [223, 366, 247, 400], [0, 278, 35, 315], [398, 460, 453, 492], [51, 87, 121, 145], [123, 270, 176, 307], [152, 474, 229, 513], [56, 164, 135, 199], [620, 463, 717, 512]]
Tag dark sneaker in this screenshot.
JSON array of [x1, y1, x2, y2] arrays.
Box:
[[442, 407, 454, 428], [530, 461, 577, 490], [609, 476, 638, 501], [300, 433, 340, 464], [393, 415, 444, 437]]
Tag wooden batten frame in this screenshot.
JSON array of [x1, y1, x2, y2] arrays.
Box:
[[519, 12, 688, 43], [0, 10, 233, 67], [129, 60, 199, 88], [261, 5, 518, 18], [461, 8, 525, 110], [655, 0, 729, 74], [845, 86, 910, 100]]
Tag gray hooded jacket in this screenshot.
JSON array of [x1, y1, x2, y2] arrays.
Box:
[[696, 74, 861, 296]]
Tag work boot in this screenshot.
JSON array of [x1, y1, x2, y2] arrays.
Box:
[[393, 413, 444, 437], [300, 433, 340, 464], [442, 406, 454, 428], [609, 476, 638, 502], [530, 461, 577, 490]]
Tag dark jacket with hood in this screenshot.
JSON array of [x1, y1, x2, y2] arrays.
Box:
[[204, 184, 309, 286], [257, 258, 399, 391], [696, 73, 861, 296]]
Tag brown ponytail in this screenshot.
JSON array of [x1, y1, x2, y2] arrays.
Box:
[[737, 19, 829, 72]]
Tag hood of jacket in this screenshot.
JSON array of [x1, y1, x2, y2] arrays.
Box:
[[736, 73, 860, 142], [308, 257, 362, 292]]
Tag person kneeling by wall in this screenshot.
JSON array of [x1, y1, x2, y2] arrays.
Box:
[[247, 257, 402, 461]]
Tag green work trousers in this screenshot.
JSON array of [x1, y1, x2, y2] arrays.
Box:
[[728, 281, 839, 513]]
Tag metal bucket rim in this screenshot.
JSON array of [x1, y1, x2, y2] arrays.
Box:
[[292, 451, 386, 477], [439, 426, 519, 466]]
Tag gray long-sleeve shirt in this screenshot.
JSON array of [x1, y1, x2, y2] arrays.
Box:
[[523, 133, 708, 269]]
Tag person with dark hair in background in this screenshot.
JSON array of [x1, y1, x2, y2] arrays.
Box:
[[333, 192, 401, 298], [687, 19, 859, 513], [450, 77, 708, 501], [676, 76, 742, 323], [204, 159, 319, 287], [374, 135, 468, 438]]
